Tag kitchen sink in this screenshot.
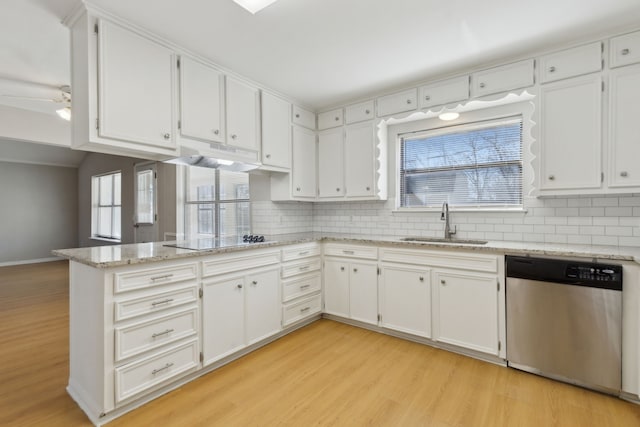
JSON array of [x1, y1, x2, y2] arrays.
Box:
[[400, 237, 488, 245]]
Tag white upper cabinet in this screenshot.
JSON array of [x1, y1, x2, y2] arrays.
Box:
[[226, 77, 260, 152], [471, 59, 534, 97], [96, 19, 175, 153], [178, 56, 225, 143], [345, 100, 375, 124], [376, 88, 418, 117], [539, 74, 602, 192], [318, 128, 344, 198], [610, 30, 640, 68], [261, 92, 291, 169], [608, 64, 640, 189], [291, 126, 317, 198], [317, 108, 344, 130], [345, 121, 377, 198], [292, 105, 316, 130], [419, 76, 469, 109], [539, 42, 602, 83]]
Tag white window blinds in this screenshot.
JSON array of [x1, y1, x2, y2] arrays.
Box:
[[400, 117, 523, 209]]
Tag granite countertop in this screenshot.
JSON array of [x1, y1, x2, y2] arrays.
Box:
[[52, 232, 640, 268]]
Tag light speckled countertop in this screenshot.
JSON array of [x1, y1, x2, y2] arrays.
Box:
[[52, 232, 640, 268]]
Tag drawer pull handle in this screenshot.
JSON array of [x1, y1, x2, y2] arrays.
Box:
[[300, 307, 311, 313], [621, 48, 630, 56], [152, 328, 174, 338], [150, 274, 174, 281], [299, 266, 310, 271], [151, 298, 174, 307], [298, 251, 309, 256], [300, 284, 311, 289], [342, 250, 355, 255], [152, 362, 174, 375]]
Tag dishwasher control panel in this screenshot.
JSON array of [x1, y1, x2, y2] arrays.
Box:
[[567, 265, 621, 282]]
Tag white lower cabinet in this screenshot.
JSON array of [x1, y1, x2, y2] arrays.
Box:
[[281, 242, 323, 327], [432, 270, 500, 355], [202, 266, 280, 366], [379, 264, 431, 338], [323, 258, 378, 324]]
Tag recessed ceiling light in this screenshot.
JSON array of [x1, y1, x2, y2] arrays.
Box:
[[438, 112, 459, 121], [232, 0, 278, 14]]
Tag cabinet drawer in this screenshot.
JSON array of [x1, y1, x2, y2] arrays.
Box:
[[419, 76, 469, 109], [345, 100, 375, 124], [323, 243, 378, 260], [281, 258, 321, 278], [202, 249, 280, 277], [318, 108, 344, 130], [114, 285, 198, 322], [282, 272, 321, 302], [114, 338, 199, 404], [376, 88, 417, 117], [471, 59, 534, 97], [114, 263, 198, 294], [610, 30, 640, 68], [292, 105, 316, 129], [282, 243, 321, 262], [114, 307, 198, 362], [379, 247, 498, 273], [540, 42, 602, 83], [282, 293, 322, 326]]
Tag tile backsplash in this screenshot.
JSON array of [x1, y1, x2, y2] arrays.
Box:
[[254, 195, 640, 247]]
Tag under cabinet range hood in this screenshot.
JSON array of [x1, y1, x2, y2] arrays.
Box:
[[164, 142, 260, 172]]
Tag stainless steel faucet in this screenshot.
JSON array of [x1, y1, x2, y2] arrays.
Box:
[[441, 202, 457, 239]]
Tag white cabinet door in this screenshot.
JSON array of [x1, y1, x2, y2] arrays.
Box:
[[226, 77, 260, 152], [345, 100, 375, 124], [539, 42, 601, 83], [178, 56, 225, 143], [98, 20, 174, 148], [261, 92, 291, 168], [539, 74, 602, 192], [323, 259, 350, 318], [318, 128, 344, 198], [349, 262, 378, 325], [291, 126, 317, 198], [432, 270, 499, 355], [317, 108, 344, 130], [379, 265, 431, 338], [202, 277, 245, 365], [246, 268, 281, 345], [376, 88, 417, 117], [345, 121, 376, 198], [471, 59, 534, 97], [292, 105, 316, 129], [608, 64, 640, 188], [610, 30, 640, 68], [419, 76, 469, 109]]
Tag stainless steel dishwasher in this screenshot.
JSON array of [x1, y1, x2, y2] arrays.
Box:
[[506, 255, 623, 394]]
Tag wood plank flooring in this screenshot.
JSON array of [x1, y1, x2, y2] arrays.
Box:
[[2, 261, 640, 426]]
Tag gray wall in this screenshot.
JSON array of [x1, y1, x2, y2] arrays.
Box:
[[78, 152, 176, 247], [0, 161, 78, 264]]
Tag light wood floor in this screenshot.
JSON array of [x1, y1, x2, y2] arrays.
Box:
[[2, 261, 640, 426]]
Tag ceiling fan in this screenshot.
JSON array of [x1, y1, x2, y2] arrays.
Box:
[[0, 81, 72, 120]]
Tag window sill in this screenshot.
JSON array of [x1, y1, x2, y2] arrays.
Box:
[[90, 236, 122, 243], [393, 207, 528, 214]]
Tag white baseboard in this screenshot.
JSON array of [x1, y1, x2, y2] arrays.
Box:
[[0, 257, 62, 267]]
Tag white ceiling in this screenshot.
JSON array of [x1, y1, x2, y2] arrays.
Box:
[[2, 0, 640, 113]]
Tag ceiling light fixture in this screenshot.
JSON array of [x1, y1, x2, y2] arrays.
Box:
[[56, 106, 71, 121], [438, 112, 460, 121], [232, 0, 278, 14]]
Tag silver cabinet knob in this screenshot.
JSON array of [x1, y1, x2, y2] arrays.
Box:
[[549, 66, 556, 73], [622, 48, 630, 56], [479, 82, 486, 88], [213, 129, 219, 135], [406, 99, 412, 104], [237, 284, 243, 289], [230, 134, 237, 140], [621, 171, 629, 177], [440, 279, 445, 285], [265, 154, 271, 159], [335, 116, 340, 121], [295, 113, 300, 118], [340, 266, 345, 271], [296, 187, 301, 191], [419, 276, 424, 282], [365, 109, 370, 114], [252, 280, 258, 285], [163, 133, 170, 140], [425, 95, 431, 101], [336, 188, 340, 192], [548, 175, 555, 181], [366, 186, 370, 191], [353, 268, 358, 273]]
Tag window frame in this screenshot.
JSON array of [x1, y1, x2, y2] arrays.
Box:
[[397, 115, 524, 212], [91, 170, 122, 241]]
